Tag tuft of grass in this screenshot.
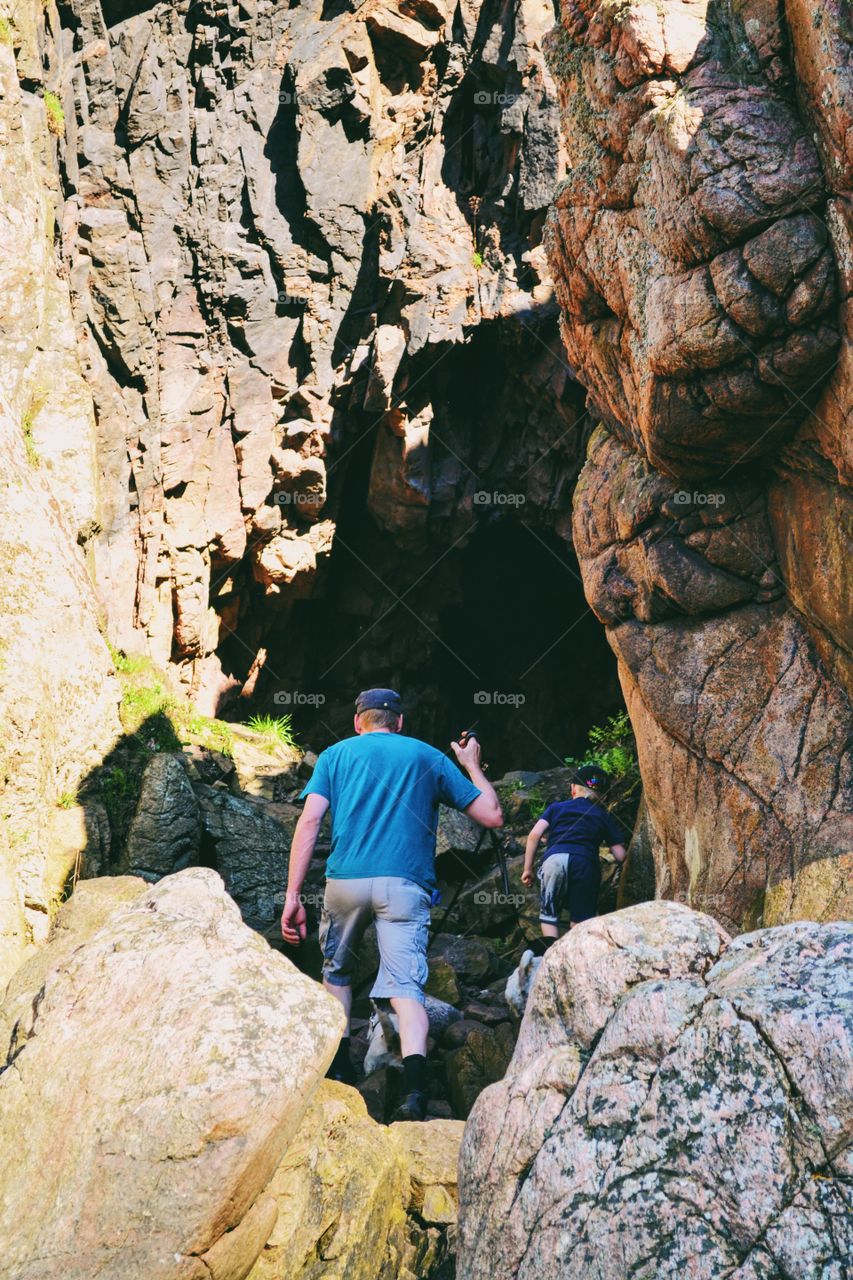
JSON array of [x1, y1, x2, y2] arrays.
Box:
[[185, 712, 234, 757], [110, 648, 181, 752], [44, 90, 64, 136], [246, 713, 297, 750], [472, 251, 484, 269], [108, 644, 151, 677], [0, 16, 14, 45], [110, 647, 237, 757], [56, 790, 78, 809]]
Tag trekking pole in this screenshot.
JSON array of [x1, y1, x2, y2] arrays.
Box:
[[456, 731, 511, 899]]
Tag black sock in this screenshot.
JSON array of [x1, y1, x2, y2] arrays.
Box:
[[329, 1037, 351, 1075], [530, 936, 557, 956], [402, 1052, 427, 1095]]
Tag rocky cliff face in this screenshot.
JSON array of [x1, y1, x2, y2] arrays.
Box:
[[0, 0, 121, 979], [1, 0, 628, 765], [26, 0, 577, 712], [546, 0, 853, 931], [0, 0, 850, 957], [0, 0, 588, 975]]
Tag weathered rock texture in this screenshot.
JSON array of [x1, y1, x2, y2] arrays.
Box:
[[0, 3, 121, 976], [0, 868, 345, 1280], [4, 0, 576, 717], [547, 0, 853, 929], [458, 901, 853, 1280], [248, 1081, 464, 1280]]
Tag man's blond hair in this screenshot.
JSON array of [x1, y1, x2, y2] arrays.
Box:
[[357, 707, 401, 731]]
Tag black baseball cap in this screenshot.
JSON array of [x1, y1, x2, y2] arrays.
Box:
[[355, 688, 403, 714], [571, 764, 611, 792]]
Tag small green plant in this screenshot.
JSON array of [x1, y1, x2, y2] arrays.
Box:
[[98, 763, 135, 832], [0, 16, 14, 45], [56, 790, 78, 809], [112, 650, 181, 753], [565, 711, 640, 794], [21, 410, 40, 467], [108, 644, 151, 677], [526, 784, 547, 821], [44, 90, 64, 136], [472, 251, 484, 269], [247, 713, 297, 750], [185, 712, 234, 757]]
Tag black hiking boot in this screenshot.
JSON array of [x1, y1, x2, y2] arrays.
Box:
[[325, 1060, 357, 1085], [325, 1038, 356, 1086], [391, 1089, 428, 1122]]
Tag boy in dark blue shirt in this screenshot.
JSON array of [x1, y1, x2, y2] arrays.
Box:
[[521, 765, 627, 939]]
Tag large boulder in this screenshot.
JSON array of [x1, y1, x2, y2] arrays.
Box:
[[0, 868, 344, 1280], [247, 1080, 408, 1280], [247, 1080, 464, 1280], [0, 874, 149, 1047], [124, 753, 201, 879], [195, 786, 299, 930], [457, 903, 853, 1280], [547, 0, 853, 930], [445, 1021, 516, 1120], [429, 933, 495, 985]]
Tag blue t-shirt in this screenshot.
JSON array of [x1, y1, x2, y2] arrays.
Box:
[[541, 797, 624, 862], [300, 733, 481, 890]]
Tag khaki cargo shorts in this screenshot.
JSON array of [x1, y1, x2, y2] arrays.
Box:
[[319, 876, 430, 1004]]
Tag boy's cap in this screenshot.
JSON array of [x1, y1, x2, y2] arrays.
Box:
[[355, 688, 403, 714], [572, 764, 611, 792]]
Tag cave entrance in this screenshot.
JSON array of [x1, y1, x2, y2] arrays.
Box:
[[257, 497, 622, 777], [433, 516, 623, 775]]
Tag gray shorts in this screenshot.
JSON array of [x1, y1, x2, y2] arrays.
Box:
[[319, 876, 430, 1004], [539, 852, 600, 925]]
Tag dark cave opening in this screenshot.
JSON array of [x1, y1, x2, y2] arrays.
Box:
[[432, 517, 623, 774], [233, 314, 622, 777], [251, 471, 622, 776]]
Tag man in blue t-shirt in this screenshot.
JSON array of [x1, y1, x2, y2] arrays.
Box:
[[281, 687, 503, 1121], [521, 765, 627, 942]]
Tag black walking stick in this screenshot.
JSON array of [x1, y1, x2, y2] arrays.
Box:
[[433, 730, 511, 935]]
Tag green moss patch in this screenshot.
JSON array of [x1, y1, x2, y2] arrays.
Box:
[[44, 90, 64, 137]]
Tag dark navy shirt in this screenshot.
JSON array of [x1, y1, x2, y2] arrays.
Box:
[[540, 797, 624, 862]]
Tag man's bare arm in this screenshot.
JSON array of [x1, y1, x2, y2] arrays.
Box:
[[451, 737, 503, 828], [282, 793, 330, 944]]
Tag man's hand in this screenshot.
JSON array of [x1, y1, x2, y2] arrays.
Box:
[[521, 865, 535, 886], [451, 735, 482, 771], [281, 893, 307, 945]]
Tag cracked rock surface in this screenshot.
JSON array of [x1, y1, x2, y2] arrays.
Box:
[[545, 0, 853, 927], [0, 868, 345, 1280], [33, 0, 572, 705], [457, 901, 853, 1280]]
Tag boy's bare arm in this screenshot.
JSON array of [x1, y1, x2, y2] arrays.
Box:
[[610, 843, 627, 864], [521, 819, 549, 885]]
